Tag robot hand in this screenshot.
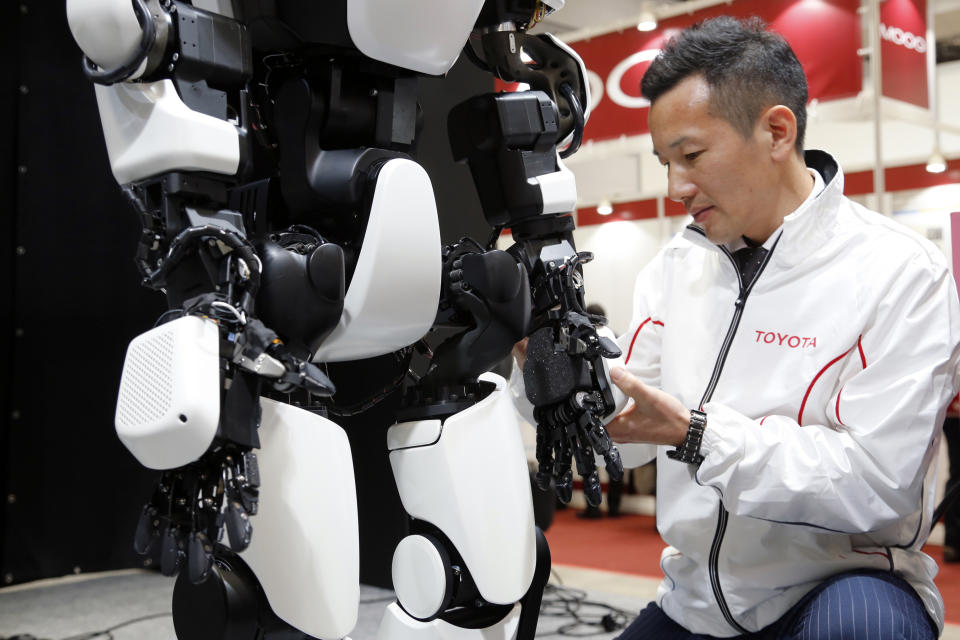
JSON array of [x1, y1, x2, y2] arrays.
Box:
[[520, 251, 623, 507], [232, 316, 336, 396], [133, 447, 260, 584], [420, 237, 531, 386]]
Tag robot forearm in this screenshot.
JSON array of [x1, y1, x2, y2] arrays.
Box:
[[510, 222, 625, 506], [449, 25, 624, 507]]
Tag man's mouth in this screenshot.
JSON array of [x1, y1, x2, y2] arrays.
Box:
[[690, 206, 714, 223]]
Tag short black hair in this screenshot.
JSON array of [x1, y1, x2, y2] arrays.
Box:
[[641, 16, 808, 153]]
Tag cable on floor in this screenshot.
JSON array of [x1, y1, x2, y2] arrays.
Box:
[[537, 570, 636, 637], [4, 577, 634, 639], [58, 612, 171, 640]]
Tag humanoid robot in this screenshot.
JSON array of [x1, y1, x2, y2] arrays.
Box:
[[66, 1, 626, 638]]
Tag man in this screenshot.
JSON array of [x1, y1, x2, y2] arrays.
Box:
[[518, 16, 960, 638]]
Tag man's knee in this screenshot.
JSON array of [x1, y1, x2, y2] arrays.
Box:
[[789, 572, 936, 640]]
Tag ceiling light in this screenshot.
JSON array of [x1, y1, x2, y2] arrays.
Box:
[[926, 149, 947, 174], [637, 9, 658, 32], [597, 200, 614, 215]]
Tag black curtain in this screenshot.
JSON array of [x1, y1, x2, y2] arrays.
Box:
[[1, 2, 492, 588], [1, 0, 167, 585]]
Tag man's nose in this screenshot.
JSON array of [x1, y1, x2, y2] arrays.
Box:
[[667, 166, 697, 203]]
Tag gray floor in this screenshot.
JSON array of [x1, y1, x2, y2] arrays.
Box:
[[0, 570, 639, 639]]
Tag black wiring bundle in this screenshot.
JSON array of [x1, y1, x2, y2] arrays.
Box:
[[537, 572, 636, 637]]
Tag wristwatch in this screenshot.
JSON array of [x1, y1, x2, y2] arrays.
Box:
[[666, 409, 707, 465]]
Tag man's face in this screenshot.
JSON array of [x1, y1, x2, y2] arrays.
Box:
[[649, 75, 776, 245]]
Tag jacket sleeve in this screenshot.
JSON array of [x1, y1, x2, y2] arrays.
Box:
[[610, 252, 671, 468], [696, 256, 960, 534]]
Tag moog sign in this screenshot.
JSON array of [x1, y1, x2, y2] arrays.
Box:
[[879, 23, 927, 53], [879, 0, 929, 108]]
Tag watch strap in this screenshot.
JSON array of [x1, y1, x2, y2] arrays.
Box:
[[666, 409, 707, 465]]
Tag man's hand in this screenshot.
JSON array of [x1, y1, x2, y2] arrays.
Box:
[[606, 367, 691, 447], [512, 337, 529, 370]]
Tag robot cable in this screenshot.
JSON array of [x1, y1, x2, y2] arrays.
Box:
[[536, 570, 635, 637], [557, 83, 584, 159], [53, 612, 171, 640]]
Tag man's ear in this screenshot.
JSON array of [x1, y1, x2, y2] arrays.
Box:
[[759, 105, 798, 161]]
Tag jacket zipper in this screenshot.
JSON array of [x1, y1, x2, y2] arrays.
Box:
[[691, 227, 779, 634]]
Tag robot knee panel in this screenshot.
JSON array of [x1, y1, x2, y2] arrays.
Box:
[[392, 533, 455, 622], [388, 374, 537, 605], [387, 525, 551, 637], [392, 528, 514, 625]]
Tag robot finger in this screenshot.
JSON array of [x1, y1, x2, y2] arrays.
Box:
[[133, 504, 161, 556], [226, 452, 260, 515], [160, 526, 184, 577], [580, 418, 624, 482], [571, 440, 602, 507], [603, 445, 624, 484], [534, 428, 555, 492], [583, 471, 602, 508], [279, 359, 336, 396], [553, 445, 574, 504], [187, 531, 214, 584], [224, 500, 253, 552]]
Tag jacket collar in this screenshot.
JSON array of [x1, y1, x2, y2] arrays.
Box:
[[680, 150, 845, 269], [774, 150, 844, 268]]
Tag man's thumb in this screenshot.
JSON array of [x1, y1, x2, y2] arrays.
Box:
[[610, 366, 628, 383]]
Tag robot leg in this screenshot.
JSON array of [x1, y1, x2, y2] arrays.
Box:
[[235, 398, 359, 639], [128, 387, 361, 639], [378, 373, 550, 639]]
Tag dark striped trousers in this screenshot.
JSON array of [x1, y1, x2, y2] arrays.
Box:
[[617, 570, 938, 640]]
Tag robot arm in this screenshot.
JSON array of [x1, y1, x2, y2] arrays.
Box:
[[68, 0, 345, 587], [448, 17, 625, 508]]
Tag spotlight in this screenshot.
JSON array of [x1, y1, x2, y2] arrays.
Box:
[[926, 149, 947, 174], [597, 200, 613, 215], [636, 9, 658, 32]]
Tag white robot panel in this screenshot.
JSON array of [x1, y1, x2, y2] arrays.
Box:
[[94, 80, 241, 184], [313, 158, 442, 363], [388, 373, 537, 606], [347, 0, 487, 76], [115, 315, 221, 470], [241, 398, 360, 639], [66, 0, 148, 73]]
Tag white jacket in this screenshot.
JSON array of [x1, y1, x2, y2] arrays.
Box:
[[518, 151, 960, 635]]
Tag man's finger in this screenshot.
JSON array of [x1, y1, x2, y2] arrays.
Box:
[[609, 366, 646, 397], [512, 337, 529, 369], [605, 413, 636, 443]]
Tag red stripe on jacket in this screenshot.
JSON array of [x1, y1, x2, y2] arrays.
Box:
[[836, 336, 867, 426], [624, 317, 664, 365], [799, 342, 858, 426]]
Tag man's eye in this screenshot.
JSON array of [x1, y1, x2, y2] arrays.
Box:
[[685, 151, 703, 162]]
